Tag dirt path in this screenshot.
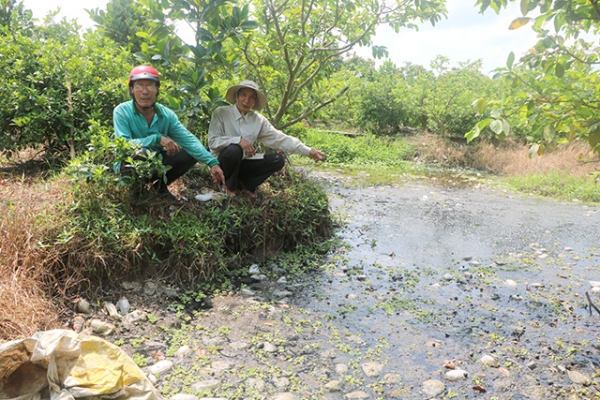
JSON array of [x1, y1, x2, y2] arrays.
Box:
[[82, 175, 600, 399]]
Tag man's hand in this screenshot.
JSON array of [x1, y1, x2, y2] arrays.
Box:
[[239, 137, 256, 158], [308, 148, 326, 162], [210, 165, 225, 186], [160, 136, 180, 156]]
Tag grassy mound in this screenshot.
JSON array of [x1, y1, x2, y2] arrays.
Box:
[[0, 162, 332, 340]]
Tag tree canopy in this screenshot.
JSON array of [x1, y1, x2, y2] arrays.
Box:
[[468, 0, 600, 156]]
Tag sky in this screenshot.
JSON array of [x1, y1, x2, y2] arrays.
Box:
[[23, 0, 538, 74]]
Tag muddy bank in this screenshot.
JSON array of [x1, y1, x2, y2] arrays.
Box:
[[60, 175, 600, 399]]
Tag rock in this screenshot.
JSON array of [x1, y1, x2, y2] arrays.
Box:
[[125, 310, 147, 324], [147, 360, 173, 376], [445, 369, 468, 381], [271, 394, 297, 400], [229, 341, 250, 350], [171, 395, 199, 400], [174, 345, 192, 358], [273, 377, 290, 389], [335, 363, 348, 375], [277, 276, 287, 284], [249, 264, 260, 274], [211, 361, 234, 370], [343, 390, 370, 399], [526, 361, 537, 370], [361, 362, 383, 377], [389, 387, 411, 398], [272, 290, 293, 299], [251, 274, 267, 281], [192, 379, 221, 391], [324, 380, 342, 392], [383, 373, 401, 384], [241, 288, 255, 297], [103, 302, 120, 319], [117, 297, 130, 315], [505, 279, 518, 288], [143, 281, 157, 296], [422, 379, 445, 397], [90, 319, 115, 336], [443, 273, 453, 281], [246, 378, 266, 391], [77, 299, 91, 314], [263, 342, 278, 353], [479, 355, 497, 367], [568, 370, 591, 385]]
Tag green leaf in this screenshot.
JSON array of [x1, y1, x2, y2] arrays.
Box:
[[490, 109, 501, 119], [555, 62, 564, 78], [528, 143, 540, 158], [520, 0, 530, 16], [490, 119, 503, 134], [507, 51, 515, 69]]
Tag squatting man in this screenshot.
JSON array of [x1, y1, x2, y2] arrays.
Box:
[[208, 80, 327, 197], [113, 66, 225, 198]]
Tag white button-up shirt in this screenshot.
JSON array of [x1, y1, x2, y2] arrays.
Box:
[[208, 105, 311, 158]]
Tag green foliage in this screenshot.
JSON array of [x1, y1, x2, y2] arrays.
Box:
[[240, 0, 447, 129], [0, 0, 33, 34], [471, 0, 600, 156], [298, 129, 416, 166], [127, 0, 258, 133], [0, 20, 130, 163], [58, 133, 332, 287], [87, 0, 151, 54]]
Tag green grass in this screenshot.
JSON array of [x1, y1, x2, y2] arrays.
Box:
[[503, 172, 600, 203]]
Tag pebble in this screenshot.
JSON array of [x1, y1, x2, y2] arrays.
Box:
[[121, 281, 143, 292], [505, 279, 518, 288], [361, 362, 383, 377], [344, 390, 370, 399], [90, 319, 115, 336], [568, 370, 591, 385], [117, 297, 130, 315], [125, 310, 147, 324], [271, 394, 297, 400], [211, 361, 234, 370], [273, 377, 290, 389], [335, 363, 348, 375], [143, 281, 157, 296], [445, 369, 468, 381], [77, 299, 91, 314], [422, 379, 445, 397], [263, 342, 277, 353], [174, 345, 192, 358], [383, 373, 401, 383], [103, 302, 120, 319], [147, 360, 173, 376], [443, 273, 453, 281], [479, 355, 497, 366], [170, 394, 199, 400], [192, 379, 221, 391], [325, 380, 342, 391], [249, 264, 260, 274]]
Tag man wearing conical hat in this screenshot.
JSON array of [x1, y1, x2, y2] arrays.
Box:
[[208, 80, 326, 197]]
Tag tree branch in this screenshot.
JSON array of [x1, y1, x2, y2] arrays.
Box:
[[277, 86, 350, 130]]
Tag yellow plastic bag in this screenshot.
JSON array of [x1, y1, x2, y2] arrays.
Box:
[[0, 329, 163, 400]]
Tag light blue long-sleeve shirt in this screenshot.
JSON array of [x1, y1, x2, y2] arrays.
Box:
[[113, 100, 219, 167]]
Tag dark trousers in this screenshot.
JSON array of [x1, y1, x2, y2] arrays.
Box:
[[131, 147, 197, 191], [218, 144, 285, 192]]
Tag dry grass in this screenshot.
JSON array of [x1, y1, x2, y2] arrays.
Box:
[[472, 141, 599, 177], [0, 200, 60, 339], [409, 133, 600, 177]]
